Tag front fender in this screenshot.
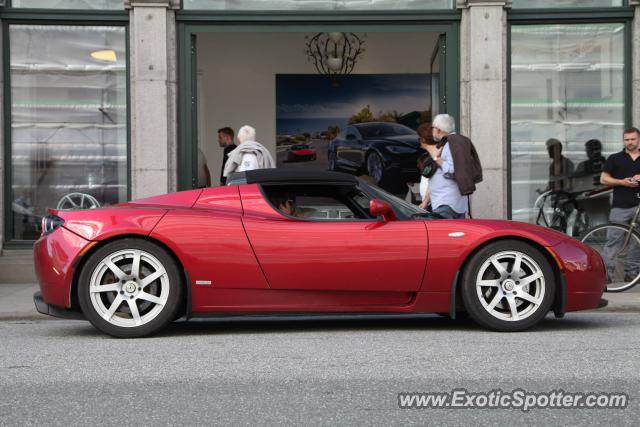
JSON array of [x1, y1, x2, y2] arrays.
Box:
[[421, 220, 571, 292]]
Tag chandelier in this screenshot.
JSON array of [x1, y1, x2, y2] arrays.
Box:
[[305, 32, 366, 86]]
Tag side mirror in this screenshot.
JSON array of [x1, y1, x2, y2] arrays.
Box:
[[370, 199, 397, 222]]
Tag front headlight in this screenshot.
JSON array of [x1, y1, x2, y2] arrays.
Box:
[[41, 215, 64, 236], [385, 145, 416, 154]]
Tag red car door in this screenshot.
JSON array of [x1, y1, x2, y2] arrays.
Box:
[[240, 185, 428, 292]]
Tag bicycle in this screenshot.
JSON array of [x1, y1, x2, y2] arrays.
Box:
[[534, 189, 589, 238], [580, 191, 640, 292]]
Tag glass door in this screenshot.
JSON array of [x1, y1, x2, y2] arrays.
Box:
[[430, 33, 447, 117]]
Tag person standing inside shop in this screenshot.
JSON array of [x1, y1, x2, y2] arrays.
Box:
[[416, 122, 436, 210], [601, 127, 640, 282], [217, 127, 236, 185], [223, 125, 276, 178]]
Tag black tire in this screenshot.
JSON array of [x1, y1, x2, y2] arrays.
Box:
[[460, 240, 556, 332], [78, 238, 183, 338], [328, 150, 338, 171], [580, 223, 640, 292], [366, 151, 384, 184]]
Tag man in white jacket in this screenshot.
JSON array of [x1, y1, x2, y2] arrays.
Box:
[[223, 125, 276, 178]]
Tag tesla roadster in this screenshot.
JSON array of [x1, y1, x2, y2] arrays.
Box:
[[34, 170, 606, 337], [286, 144, 317, 162]]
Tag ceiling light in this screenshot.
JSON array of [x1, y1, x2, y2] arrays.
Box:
[[90, 50, 117, 62]]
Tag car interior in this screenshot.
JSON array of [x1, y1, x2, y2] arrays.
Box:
[[262, 184, 375, 221]]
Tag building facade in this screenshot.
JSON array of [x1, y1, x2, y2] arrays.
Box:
[[1, 0, 639, 249]]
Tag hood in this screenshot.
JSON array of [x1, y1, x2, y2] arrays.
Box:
[[370, 134, 420, 149], [463, 219, 573, 247]]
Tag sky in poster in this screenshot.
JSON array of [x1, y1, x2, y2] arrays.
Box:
[[276, 74, 431, 135]]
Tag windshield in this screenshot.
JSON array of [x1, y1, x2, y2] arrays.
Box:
[[355, 123, 416, 139], [359, 179, 428, 219]]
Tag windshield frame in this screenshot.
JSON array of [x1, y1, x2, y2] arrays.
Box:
[[358, 179, 432, 220]]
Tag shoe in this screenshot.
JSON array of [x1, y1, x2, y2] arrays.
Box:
[[624, 273, 638, 283]]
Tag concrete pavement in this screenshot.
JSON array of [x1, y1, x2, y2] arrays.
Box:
[[1, 282, 639, 321], [1, 313, 639, 425]]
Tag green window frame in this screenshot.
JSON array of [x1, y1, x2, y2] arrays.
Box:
[[506, 5, 634, 222], [1, 8, 130, 247], [175, 9, 462, 191], [3, 0, 124, 9], [182, 0, 456, 11], [511, 0, 628, 9]]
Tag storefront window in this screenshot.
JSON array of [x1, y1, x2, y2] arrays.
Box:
[[11, 0, 123, 8], [183, 0, 453, 10], [511, 0, 623, 8], [510, 23, 625, 236], [9, 25, 128, 240]]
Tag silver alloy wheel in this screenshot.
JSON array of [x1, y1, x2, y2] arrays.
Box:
[[367, 152, 383, 183], [57, 192, 100, 210], [88, 249, 169, 328], [475, 250, 545, 322]]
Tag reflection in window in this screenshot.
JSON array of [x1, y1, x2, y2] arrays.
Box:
[[511, 0, 622, 7], [11, 0, 123, 8], [183, 0, 452, 10], [9, 25, 128, 240], [510, 24, 625, 236], [263, 184, 372, 220]]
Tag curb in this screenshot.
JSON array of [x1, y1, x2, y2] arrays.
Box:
[[0, 313, 51, 322]]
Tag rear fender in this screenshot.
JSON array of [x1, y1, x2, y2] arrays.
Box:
[[58, 207, 168, 241]]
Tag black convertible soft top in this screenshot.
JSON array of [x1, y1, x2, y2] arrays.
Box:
[[227, 169, 358, 185]]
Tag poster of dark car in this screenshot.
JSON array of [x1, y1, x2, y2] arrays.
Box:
[[276, 74, 432, 193]]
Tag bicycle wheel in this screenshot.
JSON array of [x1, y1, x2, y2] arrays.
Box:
[[567, 209, 589, 238], [581, 224, 640, 292]]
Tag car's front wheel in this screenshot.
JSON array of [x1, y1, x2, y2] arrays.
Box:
[[78, 238, 183, 338], [328, 150, 338, 171], [366, 151, 384, 184], [460, 240, 555, 332]]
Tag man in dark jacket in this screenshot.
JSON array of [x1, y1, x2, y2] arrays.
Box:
[[218, 127, 236, 185], [424, 114, 482, 219], [447, 132, 483, 195]]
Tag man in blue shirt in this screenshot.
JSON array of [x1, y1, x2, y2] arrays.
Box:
[[423, 114, 468, 219]]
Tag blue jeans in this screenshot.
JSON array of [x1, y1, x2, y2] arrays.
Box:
[[433, 205, 466, 219]]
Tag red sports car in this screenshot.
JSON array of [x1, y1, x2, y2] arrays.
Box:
[[287, 144, 317, 162], [33, 170, 607, 338]]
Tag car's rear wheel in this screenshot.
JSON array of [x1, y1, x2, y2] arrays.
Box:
[[460, 240, 555, 332], [78, 238, 183, 338]]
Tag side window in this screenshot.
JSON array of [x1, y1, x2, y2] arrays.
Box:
[[263, 184, 374, 221], [295, 195, 356, 220], [345, 126, 359, 140]]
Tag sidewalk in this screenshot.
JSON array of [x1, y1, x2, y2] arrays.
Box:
[[1, 283, 639, 321], [0, 283, 49, 320]]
